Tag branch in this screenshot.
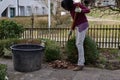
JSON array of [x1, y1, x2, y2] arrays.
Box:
[[108, 5, 120, 12]]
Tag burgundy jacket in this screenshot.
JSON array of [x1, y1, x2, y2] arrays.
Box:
[[70, 3, 90, 30]]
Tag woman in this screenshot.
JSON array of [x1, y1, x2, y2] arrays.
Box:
[[61, 0, 90, 71]]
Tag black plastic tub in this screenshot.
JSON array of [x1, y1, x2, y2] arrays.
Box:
[[10, 44, 44, 72]]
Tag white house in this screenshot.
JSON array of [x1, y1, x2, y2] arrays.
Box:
[[0, 0, 48, 18], [95, 0, 116, 6]]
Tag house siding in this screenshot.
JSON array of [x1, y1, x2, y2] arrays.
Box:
[[0, 0, 48, 17], [95, 0, 115, 6]]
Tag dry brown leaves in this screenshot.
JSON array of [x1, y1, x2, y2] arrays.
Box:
[[48, 60, 76, 69]]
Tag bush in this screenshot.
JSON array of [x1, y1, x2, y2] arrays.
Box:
[[0, 38, 19, 57], [0, 64, 7, 80], [84, 36, 99, 64], [65, 35, 99, 65], [0, 20, 24, 39], [65, 36, 78, 63], [44, 39, 61, 62]]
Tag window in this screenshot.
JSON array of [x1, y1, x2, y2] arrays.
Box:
[[20, 6, 25, 16], [27, 6, 32, 16]]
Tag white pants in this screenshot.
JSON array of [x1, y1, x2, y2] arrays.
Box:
[[76, 27, 88, 66]]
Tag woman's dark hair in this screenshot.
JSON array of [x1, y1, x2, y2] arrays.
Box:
[[61, 0, 73, 11], [84, 0, 90, 6]]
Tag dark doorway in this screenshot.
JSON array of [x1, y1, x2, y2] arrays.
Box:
[[10, 8, 15, 18]]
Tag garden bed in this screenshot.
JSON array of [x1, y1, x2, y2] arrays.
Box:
[[97, 49, 120, 70], [0, 38, 120, 70]]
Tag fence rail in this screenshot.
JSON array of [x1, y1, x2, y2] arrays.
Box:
[[22, 24, 120, 48]]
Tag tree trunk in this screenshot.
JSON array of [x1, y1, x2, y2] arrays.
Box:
[[116, 0, 120, 8]]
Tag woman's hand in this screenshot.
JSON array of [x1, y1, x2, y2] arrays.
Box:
[[75, 7, 82, 13]]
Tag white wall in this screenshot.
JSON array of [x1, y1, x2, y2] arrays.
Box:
[[19, 0, 48, 16], [95, 0, 115, 6], [102, 0, 115, 6], [0, 0, 48, 17]]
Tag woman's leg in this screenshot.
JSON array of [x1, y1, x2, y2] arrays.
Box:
[[76, 27, 88, 66]]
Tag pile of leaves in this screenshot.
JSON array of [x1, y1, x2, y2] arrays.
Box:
[[48, 60, 76, 69]]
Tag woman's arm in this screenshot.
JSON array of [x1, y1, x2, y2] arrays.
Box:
[[79, 4, 90, 13], [75, 3, 90, 13]]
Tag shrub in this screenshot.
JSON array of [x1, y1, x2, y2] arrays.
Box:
[[0, 38, 19, 57], [0, 20, 24, 39], [65, 36, 78, 63], [44, 39, 61, 62], [84, 36, 99, 64], [65, 35, 99, 65], [0, 64, 7, 80]]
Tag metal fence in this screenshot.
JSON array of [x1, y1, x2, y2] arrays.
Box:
[[22, 24, 120, 49]]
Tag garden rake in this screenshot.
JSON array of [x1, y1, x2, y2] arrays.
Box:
[[68, 11, 78, 41]]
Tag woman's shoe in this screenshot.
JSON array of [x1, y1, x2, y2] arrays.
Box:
[[73, 65, 84, 71]]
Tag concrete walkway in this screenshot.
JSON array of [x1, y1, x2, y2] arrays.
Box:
[[1, 58, 120, 80]]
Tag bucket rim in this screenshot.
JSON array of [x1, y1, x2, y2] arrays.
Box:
[[10, 44, 45, 51]]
